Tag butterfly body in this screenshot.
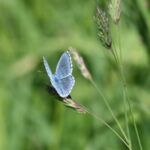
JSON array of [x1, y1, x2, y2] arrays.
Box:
[[43, 51, 75, 98]]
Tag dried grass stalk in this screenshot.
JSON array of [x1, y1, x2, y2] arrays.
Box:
[[69, 47, 92, 81], [63, 98, 87, 114]]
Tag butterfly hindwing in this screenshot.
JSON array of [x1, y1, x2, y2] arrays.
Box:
[[55, 51, 72, 79], [52, 75, 75, 98]]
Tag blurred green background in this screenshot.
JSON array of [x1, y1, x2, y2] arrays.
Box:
[[0, 0, 150, 150]]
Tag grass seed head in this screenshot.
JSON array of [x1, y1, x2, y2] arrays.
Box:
[[109, 0, 121, 24], [69, 47, 92, 81], [95, 6, 112, 49], [63, 98, 87, 114]]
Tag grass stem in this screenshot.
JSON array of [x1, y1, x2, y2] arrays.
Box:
[[90, 79, 130, 146], [81, 106, 130, 149], [111, 25, 143, 150]]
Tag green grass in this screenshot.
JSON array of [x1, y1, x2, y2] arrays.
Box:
[[0, 0, 149, 150]]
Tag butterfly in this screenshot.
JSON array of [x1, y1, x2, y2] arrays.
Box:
[[43, 51, 75, 98]]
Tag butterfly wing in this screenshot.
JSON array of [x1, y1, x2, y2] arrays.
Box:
[[43, 56, 53, 80], [55, 51, 72, 79], [52, 75, 75, 98]]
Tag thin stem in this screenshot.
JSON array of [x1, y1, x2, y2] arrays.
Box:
[[82, 106, 130, 149], [90, 79, 130, 145], [117, 23, 132, 149], [123, 87, 132, 148], [112, 37, 143, 150], [111, 31, 132, 149], [117, 23, 123, 64], [125, 87, 143, 150]]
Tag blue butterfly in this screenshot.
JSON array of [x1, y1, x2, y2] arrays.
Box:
[[43, 51, 75, 98]]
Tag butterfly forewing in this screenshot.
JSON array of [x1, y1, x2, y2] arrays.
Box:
[[43, 57, 53, 80], [55, 51, 72, 79], [52, 75, 75, 98]]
